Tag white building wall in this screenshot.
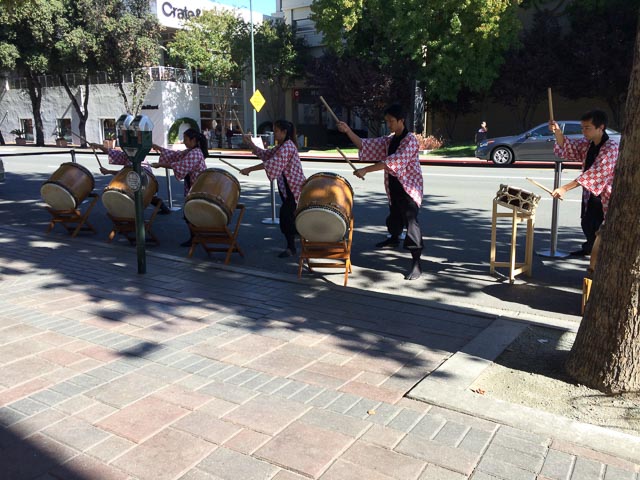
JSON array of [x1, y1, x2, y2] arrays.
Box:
[[1, 81, 200, 147]]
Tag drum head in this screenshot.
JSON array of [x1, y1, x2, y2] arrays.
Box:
[[296, 206, 347, 242], [102, 190, 135, 219], [184, 198, 229, 228], [41, 183, 77, 210]]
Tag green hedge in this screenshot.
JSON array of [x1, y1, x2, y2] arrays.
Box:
[[168, 117, 199, 144]]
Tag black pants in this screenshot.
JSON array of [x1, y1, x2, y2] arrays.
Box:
[[386, 176, 423, 251], [278, 178, 297, 250], [581, 194, 603, 254]]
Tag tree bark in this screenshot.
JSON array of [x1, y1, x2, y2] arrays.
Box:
[[60, 74, 90, 147], [566, 12, 640, 393], [26, 72, 44, 146]]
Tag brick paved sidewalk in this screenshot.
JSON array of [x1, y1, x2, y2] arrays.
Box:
[[0, 226, 638, 479]]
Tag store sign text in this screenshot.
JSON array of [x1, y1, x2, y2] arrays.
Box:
[[162, 2, 202, 20]]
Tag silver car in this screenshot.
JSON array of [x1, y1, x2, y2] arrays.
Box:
[[475, 121, 621, 165]]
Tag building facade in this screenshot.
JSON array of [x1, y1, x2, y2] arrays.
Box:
[[0, 0, 271, 147]]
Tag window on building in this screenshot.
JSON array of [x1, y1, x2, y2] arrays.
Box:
[[56, 118, 72, 141], [102, 118, 116, 141], [20, 119, 33, 141]]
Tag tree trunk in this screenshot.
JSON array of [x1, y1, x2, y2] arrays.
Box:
[[60, 74, 90, 147], [26, 72, 44, 146], [566, 13, 640, 393]]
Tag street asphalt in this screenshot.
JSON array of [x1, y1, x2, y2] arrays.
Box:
[[1, 145, 637, 479]]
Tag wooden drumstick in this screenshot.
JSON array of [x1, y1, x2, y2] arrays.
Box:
[[218, 157, 242, 172], [319, 96, 340, 124], [547, 87, 554, 122], [232, 110, 246, 136], [71, 130, 104, 169], [526, 177, 563, 201], [335, 147, 358, 172]]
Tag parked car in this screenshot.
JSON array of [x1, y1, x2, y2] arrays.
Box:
[[475, 121, 622, 165]]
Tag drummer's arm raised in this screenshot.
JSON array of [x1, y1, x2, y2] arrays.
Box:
[[239, 163, 265, 176]]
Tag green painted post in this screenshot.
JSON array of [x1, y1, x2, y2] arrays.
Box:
[[116, 114, 154, 274]]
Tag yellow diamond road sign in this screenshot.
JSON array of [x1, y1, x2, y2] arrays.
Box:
[[250, 90, 266, 112]]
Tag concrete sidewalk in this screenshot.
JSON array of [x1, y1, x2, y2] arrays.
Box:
[[0, 224, 638, 479]]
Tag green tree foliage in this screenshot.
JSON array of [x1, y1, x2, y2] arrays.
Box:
[[98, 0, 161, 116], [310, 0, 522, 104], [307, 52, 412, 136], [490, 11, 563, 130], [167, 8, 246, 135], [254, 19, 308, 121], [0, 0, 64, 145], [559, 0, 640, 128]]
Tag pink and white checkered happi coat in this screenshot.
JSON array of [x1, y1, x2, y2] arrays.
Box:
[[255, 139, 306, 202], [107, 149, 154, 176], [158, 147, 207, 195], [554, 137, 618, 216], [360, 133, 424, 206]]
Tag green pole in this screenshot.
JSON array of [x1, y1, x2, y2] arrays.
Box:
[[133, 161, 146, 274]]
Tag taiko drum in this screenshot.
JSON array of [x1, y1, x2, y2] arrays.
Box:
[[295, 172, 354, 242], [184, 168, 241, 228], [102, 167, 158, 219], [41, 162, 95, 211]]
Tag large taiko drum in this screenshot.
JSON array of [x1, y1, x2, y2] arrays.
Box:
[[102, 167, 158, 219], [41, 162, 95, 211], [184, 168, 241, 228], [295, 172, 354, 242]]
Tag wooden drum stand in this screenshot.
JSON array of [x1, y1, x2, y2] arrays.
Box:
[[490, 185, 541, 283], [581, 233, 600, 314]]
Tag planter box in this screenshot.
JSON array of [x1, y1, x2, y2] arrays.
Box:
[[55, 139, 68, 147], [103, 139, 115, 149], [15, 138, 26, 146]]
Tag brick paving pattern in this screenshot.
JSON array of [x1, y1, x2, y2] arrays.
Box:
[[0, 227, 638, 479]]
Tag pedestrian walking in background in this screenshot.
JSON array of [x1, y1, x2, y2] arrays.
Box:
[[475, 121, 488, 145]]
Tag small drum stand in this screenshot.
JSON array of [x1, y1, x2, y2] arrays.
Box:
[[261, 179, 280, 225], [537, 160, 569, 258]]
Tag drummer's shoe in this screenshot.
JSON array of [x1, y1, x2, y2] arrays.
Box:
[[159, 202, 171, 215], [375, 236, 400, 249], [278, 248, 296, 258], [404, 251, 422, 280], [180, 238, 193, 247]]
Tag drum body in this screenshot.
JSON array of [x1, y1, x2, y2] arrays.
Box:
[[494, 184, 540, 214], [295, 172, 354, 242], [184, 168, 241, 228], [102, 167, 158, 219], [41, 162, 95, 211]]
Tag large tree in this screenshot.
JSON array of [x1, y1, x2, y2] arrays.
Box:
[[565, 10, 640, 393], [0, 0, 64, 146], [491, 11, 564, 130], [167, 8, 247, 141], [254, 19, 308, 122], [558, 0, 640, 129], [99, 0, 161, 117], [310, 0, 522, 105], [307, 52, 412, 136]]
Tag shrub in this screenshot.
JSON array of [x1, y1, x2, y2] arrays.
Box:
[[415, 134, 444, 151]]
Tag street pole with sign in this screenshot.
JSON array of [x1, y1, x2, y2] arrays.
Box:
[[115, 114, 154, 274]]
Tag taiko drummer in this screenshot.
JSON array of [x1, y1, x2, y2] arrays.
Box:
[[240, 120, 306, 258], [90, 142, 171, 215], [150, 128, 209, 247], [337, 104, 424, 280]]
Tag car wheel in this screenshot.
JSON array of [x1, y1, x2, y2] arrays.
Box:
[[490, 147, 514, 165]]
